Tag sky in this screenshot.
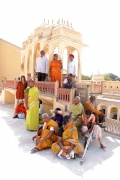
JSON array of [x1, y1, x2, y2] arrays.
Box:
[[0, 0, 120, 76]]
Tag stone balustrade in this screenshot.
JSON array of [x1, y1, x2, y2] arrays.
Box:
[[57, 88, 72, 102], [2, 79, 18, 90], [35, 81, 58, 96], [105, 118, 120, 136]]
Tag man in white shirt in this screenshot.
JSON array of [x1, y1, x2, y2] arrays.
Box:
[[67, 54, 76, 78], [35, 50, 48, 81]]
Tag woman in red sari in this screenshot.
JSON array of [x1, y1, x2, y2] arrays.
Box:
[[50, 54, 62, 87]]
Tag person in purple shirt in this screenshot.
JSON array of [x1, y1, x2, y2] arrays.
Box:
[[51, 108, 63, 127]]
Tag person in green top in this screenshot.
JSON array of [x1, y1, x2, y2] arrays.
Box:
[[24, 78, 40, 131], [70, 96, 84, 128]]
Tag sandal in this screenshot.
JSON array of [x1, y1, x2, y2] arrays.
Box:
[[31, 147, 39, 153], [100, 144, 106, 149]]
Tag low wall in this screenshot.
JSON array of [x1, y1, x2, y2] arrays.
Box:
[[104, 118, 120, 136]]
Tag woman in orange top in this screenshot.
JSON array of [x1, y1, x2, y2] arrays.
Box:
[[50, 54, 62, 87]]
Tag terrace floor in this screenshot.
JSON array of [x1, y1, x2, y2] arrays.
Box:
[[0, 102, 120, 180]]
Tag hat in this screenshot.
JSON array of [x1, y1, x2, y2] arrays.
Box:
[[69, 54, 74, 58]]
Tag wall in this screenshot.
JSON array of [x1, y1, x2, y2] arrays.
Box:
[[0, 38, 21, 87]]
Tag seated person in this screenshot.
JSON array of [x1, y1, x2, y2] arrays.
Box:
[[51, 108, 63, 127], [81, 109, 106, 149], [51, 115, 84, 159], [84, 95, 106, 128], [70, 96, 84, 129], [31, 113, 59, 153], [39, 99, 44, 124], [63, 73, 78, 96], [13, 101, 26, 118], [63, 73, 76, 89]]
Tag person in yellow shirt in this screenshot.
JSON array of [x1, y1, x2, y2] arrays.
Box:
[[84, 95, 105, 128]]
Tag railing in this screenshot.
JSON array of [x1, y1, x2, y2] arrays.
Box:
[[104, 118, 120, 136], [76, 84, 89, 105], [57, 88, 72, 102], [2, 80, 18, 89], [35, 81, 56, 96]]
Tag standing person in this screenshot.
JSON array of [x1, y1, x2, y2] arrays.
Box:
[[14, 75, 27, 116], [84, 95, 106, 128], [49, 54, 62, 87], [35, 50, 48, 81], [67, 54, 76, 78], [24, 78, 40, 131]]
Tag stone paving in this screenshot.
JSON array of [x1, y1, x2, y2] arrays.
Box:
[[0, 103, 120, 180]]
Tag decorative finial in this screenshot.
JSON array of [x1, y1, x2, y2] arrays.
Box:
[[71, 22, 72, 27], [48, 20, 49, 24], [62, 19, 63, 24], [52, 19, 53, 24], [44, 19, 45, 23]]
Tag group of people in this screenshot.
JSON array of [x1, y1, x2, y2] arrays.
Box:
[[13, 67, 106, 160], [35, 50, 76, 87], [29, 95, 106, 159]]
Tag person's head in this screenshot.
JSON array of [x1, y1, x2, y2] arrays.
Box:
[[84, 109, 92, 119], [67, 73, 73, 81], [40, 50, 45, 57], [63, 115, 73, 128], [29, 78, 35, 88], [69, 54, 74, 61], [53, 54, 58, 60], [42, 113, 49, 122], [90, 95, 96, 103], [73, 96, 80, 105], [21, 75, 26, 83], [55, 108, 62, 116]]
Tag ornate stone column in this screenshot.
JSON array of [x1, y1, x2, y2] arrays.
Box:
[[24, 47, 29, 80], [77, 48, 82, 83], [31, 43, 35, 77], [48, 44, 54, 77]]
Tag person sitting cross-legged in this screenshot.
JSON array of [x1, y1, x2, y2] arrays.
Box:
[[51, 115, 84, 159], [31, 113, 59, 153]]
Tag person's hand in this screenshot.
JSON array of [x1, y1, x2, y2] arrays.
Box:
[[32, 136, 36, 141], [81, 131, 86, 136], [59, 60, 62, 64], [39, 138, 45, 143], [63, 147, 72, 154], [25, 105, 29, 110]]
